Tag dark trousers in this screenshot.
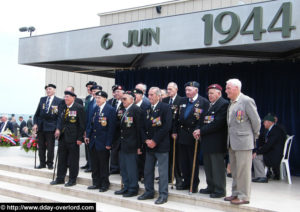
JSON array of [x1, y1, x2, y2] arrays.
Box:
[[37, 131, 55, 167], [56, 140, 80, 182], [84, 143, 92, 169], [169, 138, 183, 185], [110, 138, 120, 172], [203, 153, 226, 195], [137, 145, 146, 179], [91, 147, 110, 188], [144, 152, 169, 198], [178, 143, 200, 190], [119, 151, 139, 193]]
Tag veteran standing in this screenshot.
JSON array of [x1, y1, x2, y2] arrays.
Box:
[[224, 79, 261, 205], [138, 87, 172, 204], [114, 91, 142, 197], [193, 84, 228, 198], [33, 84, 62, 169], [176, 81, 209, 192], [50, 91, 85, 186]]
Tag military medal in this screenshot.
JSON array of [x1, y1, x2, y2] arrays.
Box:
[[236, 110, 244, 123], [42, 103, 45, 110], [100, 117, 107, 126], [125, 117, 133, 127]]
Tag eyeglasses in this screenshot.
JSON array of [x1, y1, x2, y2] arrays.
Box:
[[121, 97, 127, 101]]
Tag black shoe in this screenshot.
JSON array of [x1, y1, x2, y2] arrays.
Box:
[[210, 193, 225, 198], [155, 196, 168, 204], [137, 192, 154, 200], [227, 173, 232, 178], [99, 187, 109, 192], [192, 187, 198, 193], [252, 177, 268, 183], [199, 188, 213, 194], [65, 181, 76, 187], [155, 177, 160, 181], [115, 188, 128, 195], [88, 185, 99, 190], [50, 180, 64, 185], [48, 165, 53, 170], [84, 169, 92, 173], [273, 175, 280, 180], [110, 170, 120, 174], [176, 185, 189, 190], [36, 165, 46, 169], [123, 192, 138, 197], [81, 164, 88, 169]]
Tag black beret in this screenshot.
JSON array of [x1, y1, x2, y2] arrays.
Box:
[[263, 114, 275, 122], [64, 91, 76, 97], [184, 81, 200, 89], [132, 88, 143, 95], [124, 90, 135, 98], [86, 81, 97, 87], [45, 84, 56, 89], [95, 91, 108, 99], [112, 84, 118, 91], [113, 85, 124, 92], [90, 85, 102, 91]]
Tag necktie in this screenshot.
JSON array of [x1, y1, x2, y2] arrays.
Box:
[[208, 103, 213, 111], [45, 97, 50, 113], [169, 98, 173, 105], [184, 101, 194, 119], [64, 107, 69, 120]]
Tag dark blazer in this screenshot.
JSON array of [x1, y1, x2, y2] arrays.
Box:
[[141, 101, 172, 153], [84, 95, 92, 112], [33, 96, 62, 132], [86, 98, 97, 129], [0, 121, 13, 133], [140, 100, 151, 112], [119, 104, 142, 153], [198, 97, 229, 153], [162, 95, 182, 133], [19, 120, 27, 137], [113, 102, 126, 141], [75, 98, 83, 106], [87, 103, 116, 151], [177, 95, 209, 146], [256, 125, 286, 167], [58, 102, 85, 143]]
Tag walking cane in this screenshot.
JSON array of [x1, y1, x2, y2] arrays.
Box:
[[171, 137, 176, 189], [52, 139, 59, 181], [189, 138, 199, 195]]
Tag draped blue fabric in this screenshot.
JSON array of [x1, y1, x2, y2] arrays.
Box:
[[115, 60, 300, 176]]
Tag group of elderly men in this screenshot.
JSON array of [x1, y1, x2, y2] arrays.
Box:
[[32, 78, 286, 205]]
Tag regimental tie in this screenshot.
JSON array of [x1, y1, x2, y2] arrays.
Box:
[[169, 98, 173, 105], [64, 107, 70, 120], [45, 97, 50, 113]]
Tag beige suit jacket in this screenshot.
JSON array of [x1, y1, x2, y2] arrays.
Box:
[[227, 93, 261, 150]]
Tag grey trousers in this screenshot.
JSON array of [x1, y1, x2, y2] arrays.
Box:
[[253, 154, 266, 178], [229, 148, 252, 201], [144, 152, 169, 198]]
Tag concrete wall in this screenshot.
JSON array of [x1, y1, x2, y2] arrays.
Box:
[[99, 0, 269, 26], [45, 69, 115, 99]]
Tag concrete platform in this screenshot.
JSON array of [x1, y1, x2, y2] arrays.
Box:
[[0, 146, 298, 212]]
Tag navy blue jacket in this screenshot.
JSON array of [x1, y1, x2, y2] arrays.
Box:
[[141, 101, 172, 153], [85, 98, 97, 130], [33, 96, 62, 132], [87, 103, 116, 151], [0, 121, 13, 133]]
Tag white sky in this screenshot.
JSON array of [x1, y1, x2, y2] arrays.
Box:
[[0, 0, 167, 115]]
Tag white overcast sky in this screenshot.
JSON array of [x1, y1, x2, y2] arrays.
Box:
[[0, 0, 167, 115]]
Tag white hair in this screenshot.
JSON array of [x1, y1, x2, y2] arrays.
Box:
[[136, 83, 147, 93], [149, 87, 161, 96], [1, 114, 8, 119], [167, 82, 178, 89], [226, 78, 242, 90]]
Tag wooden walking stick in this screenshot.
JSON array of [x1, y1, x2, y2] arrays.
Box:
[[189, 138, 199, 195], [171, 137, 176, 189], [34, 149, 37, 169]]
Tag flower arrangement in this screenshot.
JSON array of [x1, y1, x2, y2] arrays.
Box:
[[0, 129, 20, 146], [22, 137, 38, 152]]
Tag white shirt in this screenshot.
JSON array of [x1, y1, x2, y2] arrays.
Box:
[[151, 101, 159, 111], [0, 121, 8, 133], [116, 100, 121, 111], [190, 94, 198, 102], [169, 94, 177, 104], [136, 99, 143, 107], [99, 102, 106, 114]]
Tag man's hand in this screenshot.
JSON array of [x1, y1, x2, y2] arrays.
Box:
[[137, 148, 142, 155], [32, 124, 38, 133], [146, 139, 157, 149], [252, 152, 257, 159], [193, 129, 200, 140], [77, 140, 82, 145], [106, 146, 111, 150], [171, 133, 177, 140], [54, 129, 60, 139], [85, 138, 90, 144]]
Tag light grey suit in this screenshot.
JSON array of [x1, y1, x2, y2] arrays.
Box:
[[227, 93, 261, 201]]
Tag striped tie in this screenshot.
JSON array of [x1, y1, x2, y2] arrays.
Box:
[[64, 107, 69, 120]]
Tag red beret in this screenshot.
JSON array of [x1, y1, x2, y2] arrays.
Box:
[[207, 84, 222, 92]]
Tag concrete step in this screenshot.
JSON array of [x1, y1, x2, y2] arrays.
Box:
[[0, 169, 222, 212], [0, 180, 139, 212]]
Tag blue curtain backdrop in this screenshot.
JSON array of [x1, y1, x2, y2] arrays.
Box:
[[115, 60, 300, 176]]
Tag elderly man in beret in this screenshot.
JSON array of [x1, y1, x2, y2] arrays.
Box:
[[50, 90, 85, 187], [176, 81, 209, 193], [193, 84, 228, 198], [225, 78, 261, 205], [33, 84, 62, 170], [114, 91, 142, 197], [85, 91, 116, 192]]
